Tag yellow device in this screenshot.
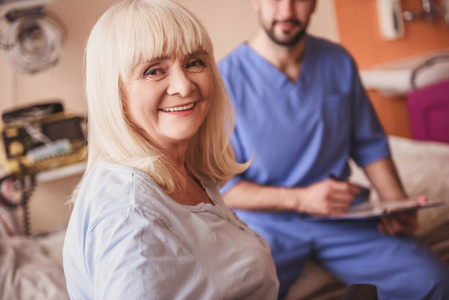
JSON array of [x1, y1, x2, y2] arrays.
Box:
[[0, 104, 87, 176]]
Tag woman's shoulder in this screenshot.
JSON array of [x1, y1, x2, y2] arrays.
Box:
[[74, 160, 171, 225], [83, 160, 160, 200]]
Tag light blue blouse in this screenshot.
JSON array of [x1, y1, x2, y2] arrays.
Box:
[[63, 160, 279, 299]]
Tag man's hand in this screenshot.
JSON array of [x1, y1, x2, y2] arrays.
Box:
[[378, 195, 427, 236], [295, 179, 360, 215]]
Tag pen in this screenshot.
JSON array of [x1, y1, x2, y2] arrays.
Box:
[[329, 173, 371, 202], [329, 173, 342, 181]]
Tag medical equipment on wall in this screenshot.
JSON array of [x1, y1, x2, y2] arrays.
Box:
[[0, 0, 65, 73], [403, 0, 449, 25], [0, 102, 87, 235], [377, 0, 405, 40]]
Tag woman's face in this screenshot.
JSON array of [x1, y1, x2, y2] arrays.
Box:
[[122, 51, 214, 154]]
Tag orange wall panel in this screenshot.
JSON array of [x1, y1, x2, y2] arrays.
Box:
[[335, 0, 449, 69], [367, 91, 412, 138], [334, 0, 449, 138]]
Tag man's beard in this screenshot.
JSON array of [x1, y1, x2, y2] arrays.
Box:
[[264, 20, 307, 47]]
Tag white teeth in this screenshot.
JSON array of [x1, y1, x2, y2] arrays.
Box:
[[162, 103, 194, 112]]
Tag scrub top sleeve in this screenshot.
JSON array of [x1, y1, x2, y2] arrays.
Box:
[[85, 206, 209, 299], [348, 58, 391, 167]]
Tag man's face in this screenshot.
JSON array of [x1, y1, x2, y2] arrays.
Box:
[[253, 0, 316, 47]]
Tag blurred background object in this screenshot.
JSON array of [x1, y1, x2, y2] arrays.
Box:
[[0, 0, 65, 73], [403, 0, 449, 24], [0, 101, 87, 235]]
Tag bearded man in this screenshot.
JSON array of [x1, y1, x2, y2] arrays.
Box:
[[218, 0, 449, 299]]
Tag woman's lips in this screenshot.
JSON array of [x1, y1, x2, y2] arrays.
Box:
[[159, 102, 195, 112]]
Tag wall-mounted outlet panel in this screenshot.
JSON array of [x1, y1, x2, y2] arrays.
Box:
[[377, 0, 405, 40]]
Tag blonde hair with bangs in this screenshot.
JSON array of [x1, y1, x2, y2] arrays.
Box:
[[74, 0, 248, 201]]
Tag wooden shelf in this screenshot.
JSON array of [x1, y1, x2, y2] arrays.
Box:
[[36, 162, 86, 182], [0, 162, 86, 183]]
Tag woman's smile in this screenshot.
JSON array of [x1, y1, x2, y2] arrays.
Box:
[[159, 101, 196, 112]]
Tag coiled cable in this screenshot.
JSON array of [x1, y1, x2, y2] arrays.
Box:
[[0, 169, 36, 236], [1, 7, 66, 73]]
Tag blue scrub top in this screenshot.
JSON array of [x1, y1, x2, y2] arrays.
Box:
[[219, 35, 390, 193]]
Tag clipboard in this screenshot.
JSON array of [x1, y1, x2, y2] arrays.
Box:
[[307, 199, 446, 221]]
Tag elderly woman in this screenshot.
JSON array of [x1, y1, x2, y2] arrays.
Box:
[[62, 0, 279, 299]]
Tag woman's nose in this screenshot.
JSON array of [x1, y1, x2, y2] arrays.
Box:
[[166, 68, 195, 97]]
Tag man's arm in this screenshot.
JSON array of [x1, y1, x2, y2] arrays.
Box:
[[363, 158, 426, 235], [363, 158, 407, 200], [223, 179, 360, 216]]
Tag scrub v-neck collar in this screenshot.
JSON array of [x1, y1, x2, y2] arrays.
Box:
[[241, 34, 311, 89]]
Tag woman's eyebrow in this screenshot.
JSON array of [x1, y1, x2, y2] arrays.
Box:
[[146, 55, 170, 64], [188, 50, 208, 57], [143, 51, 208, 65]]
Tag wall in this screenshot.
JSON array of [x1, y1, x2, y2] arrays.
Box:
[[0, 0, 114, 234], [0, 0, 338, 234], [334, 0, 449, 137]]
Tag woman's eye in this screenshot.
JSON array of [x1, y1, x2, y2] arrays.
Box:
[[143, 67, 165, 78], [186, 59, 206, 71]]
